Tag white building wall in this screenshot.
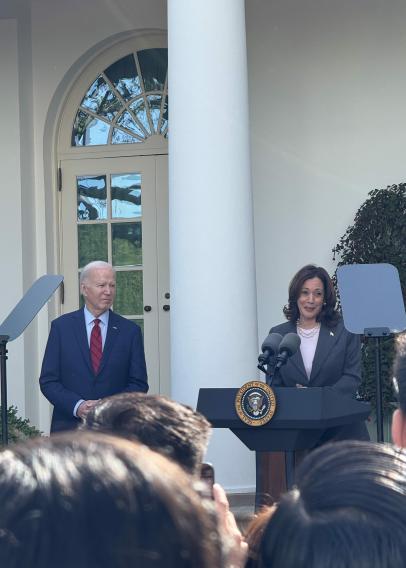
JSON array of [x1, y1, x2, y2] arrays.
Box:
[[247, 0, 406, 342], [0, 19, 25, 413]]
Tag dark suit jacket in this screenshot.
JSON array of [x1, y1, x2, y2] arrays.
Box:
[[39, 308, 148, 432], [270, 319, 361, 396], [269, 318, 369, 442]]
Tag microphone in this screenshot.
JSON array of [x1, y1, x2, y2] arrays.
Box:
[[275, 333, 301, 369], [258, 333, 283, 366]]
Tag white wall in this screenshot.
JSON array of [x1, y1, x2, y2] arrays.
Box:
[[0, 19, 25, 412], [247, 0, 406, 342]]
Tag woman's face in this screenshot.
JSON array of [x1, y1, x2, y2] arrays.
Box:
[[297, 277, 325, 325]]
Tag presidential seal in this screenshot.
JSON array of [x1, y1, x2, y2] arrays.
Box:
[[235, 381, 276, 426]]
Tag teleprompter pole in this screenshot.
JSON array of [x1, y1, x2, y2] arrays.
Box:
[[0, 335, 10, 445], [375, 337, 384, 443]]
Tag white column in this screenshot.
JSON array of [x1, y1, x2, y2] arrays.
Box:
[[168, 0, 258, 491]]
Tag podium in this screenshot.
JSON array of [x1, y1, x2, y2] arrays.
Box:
[[197, 387, 370, 505]]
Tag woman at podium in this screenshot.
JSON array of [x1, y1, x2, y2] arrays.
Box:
[[269, 264, 369, 442]]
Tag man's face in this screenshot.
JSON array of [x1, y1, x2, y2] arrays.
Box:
[[81, 267, 116, 317]]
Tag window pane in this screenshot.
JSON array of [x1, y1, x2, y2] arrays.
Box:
[[72, 110, 110, 146], [160, 96, 168, 134], [104, 54, 142, 101], [77, 175, 107, 220], [111, 173, 142, 219], [147, 95, 162, 133], [81, 76, 122, 120], [129, 98, 151, 134], [116, 110, 146, 138], [115, 271, 143, 315], [138, 48, 167, 91], [112, 222, 142, 266], [78, 224, 108, 268], [112, 129, 143, 144]]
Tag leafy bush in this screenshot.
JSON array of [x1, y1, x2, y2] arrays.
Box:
[[333, 183, 406, 415], [0, 406, 42, 444]]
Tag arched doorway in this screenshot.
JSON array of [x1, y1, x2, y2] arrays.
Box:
[[57, 34, 169, 395]]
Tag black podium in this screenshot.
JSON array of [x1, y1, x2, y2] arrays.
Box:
[[197, 387, 370, 505]]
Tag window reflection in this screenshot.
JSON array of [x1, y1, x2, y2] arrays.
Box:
[[71, 48, 168, 147], [129, 98, 151, 134], [115, 271, 143, 315], [72, 111, 110, 146], [112, 129, 142, 144], [111, 173, 142, 218], [138, 48, 167, 91], [117, 110, 146, 138], [77, 175, 107, 220], [81, 76, 122, 120], [112, 222, 142, 266], [104, 54, 142, 101], [147, 95, 162, 133], [78, 224, 108, 268]]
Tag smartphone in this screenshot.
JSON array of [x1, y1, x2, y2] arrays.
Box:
[[200, 462, 215, 499]]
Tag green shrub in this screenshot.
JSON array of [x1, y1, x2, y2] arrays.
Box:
[[333, 183, 406, 416], [0, 406, 42, 444]]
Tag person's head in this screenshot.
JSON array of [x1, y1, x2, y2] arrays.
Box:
[[80, 260, 116, 317], [283, 264, 338, 327], [0, 431, 222, 568], [244, 506, 276, 568], [259, 440, 406, 568], [392, 332, 406, 446], [81, 393, 211, 476]]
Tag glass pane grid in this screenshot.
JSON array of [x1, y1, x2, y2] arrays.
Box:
[[76, 171, 144, 317], [72, 48, 168, 147]]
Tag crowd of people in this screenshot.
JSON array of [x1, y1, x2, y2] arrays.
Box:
[[1, 260, 405, 566]]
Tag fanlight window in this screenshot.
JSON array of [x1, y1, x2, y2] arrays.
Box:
[[72, 48, 168, 146]]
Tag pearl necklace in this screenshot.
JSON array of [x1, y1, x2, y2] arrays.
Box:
[[297, 323, 320, 339]]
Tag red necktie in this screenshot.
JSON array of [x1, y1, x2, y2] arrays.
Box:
[[90, 319, 102, 374]]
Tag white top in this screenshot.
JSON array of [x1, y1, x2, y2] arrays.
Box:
[[297, 325, 320, 379]]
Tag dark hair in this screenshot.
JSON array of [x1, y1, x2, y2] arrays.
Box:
[[244, 506, 275, 568], [81, 393, 211, 475], [283, 264, 339, 327], [0, 431, 222, 568], [394, 333, 406, 414], [260, 440, 406, 568]]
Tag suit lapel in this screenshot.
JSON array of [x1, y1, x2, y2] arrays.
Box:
[[73, 308, 93, 374], [281, 322, 308, 381], [309, 322, 341, 382], [98, 310, 120, 374]]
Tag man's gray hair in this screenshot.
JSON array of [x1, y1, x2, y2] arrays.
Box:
[[80, 261, 115, 285]]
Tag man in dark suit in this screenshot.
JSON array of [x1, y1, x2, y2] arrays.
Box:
[[39, 261, 148, 432]]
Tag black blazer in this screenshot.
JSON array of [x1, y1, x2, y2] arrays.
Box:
[[269, 318, 361, 397]]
